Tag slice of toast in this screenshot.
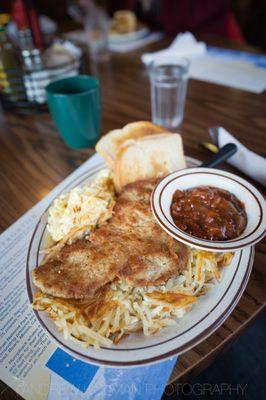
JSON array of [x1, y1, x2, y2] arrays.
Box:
[[114, 133, 186, 192], [96, 121, 166, 168]]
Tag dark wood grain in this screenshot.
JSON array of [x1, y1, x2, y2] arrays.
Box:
[[0, 35, 265, 400]]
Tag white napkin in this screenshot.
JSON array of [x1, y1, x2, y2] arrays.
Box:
[[210, 127, 266, 186], [141, 32, 206, 65]]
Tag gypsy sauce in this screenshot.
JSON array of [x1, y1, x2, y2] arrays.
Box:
[[170, 186, 247, 241]]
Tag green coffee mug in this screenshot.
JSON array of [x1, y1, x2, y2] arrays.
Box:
[[46, 75, 101, 149]]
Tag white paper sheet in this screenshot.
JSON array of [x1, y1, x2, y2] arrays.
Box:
[[189, 55, 266, 94], [0, 153, 104, 399]]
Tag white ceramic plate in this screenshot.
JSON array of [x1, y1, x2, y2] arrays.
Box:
[[108, 26, 149, 44], [151, 168, 266, 252], [26, 159, 254, 367]]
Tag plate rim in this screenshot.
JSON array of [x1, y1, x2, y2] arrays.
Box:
[[108, 25, 149, 43], [26, 159, 255, 367]]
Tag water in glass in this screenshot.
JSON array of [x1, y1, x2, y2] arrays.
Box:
[[150, 61, 189, 129]]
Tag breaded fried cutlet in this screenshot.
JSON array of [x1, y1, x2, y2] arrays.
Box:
[[33, 180, 189, 299], [32, 238, 128, 299]]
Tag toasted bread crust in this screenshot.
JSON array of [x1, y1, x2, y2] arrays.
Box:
[[95, 129, 121, 168], [113, 133, 186, 192], [95, 121, 166, 168]]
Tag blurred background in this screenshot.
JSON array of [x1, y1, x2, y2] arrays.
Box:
[[1, 0, 266, 50], [1, 0, 265, 115]]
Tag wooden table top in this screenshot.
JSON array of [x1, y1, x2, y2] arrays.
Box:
[[0, 35, 265, 398]]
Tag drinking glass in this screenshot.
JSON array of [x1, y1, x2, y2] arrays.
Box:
[[149, 57, 190, 129], [84, 6, 110, 62]]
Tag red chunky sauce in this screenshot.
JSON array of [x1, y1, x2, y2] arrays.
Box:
[[170, 186, 247, 241]]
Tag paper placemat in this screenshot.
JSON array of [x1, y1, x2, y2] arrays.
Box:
[[0, 153, 177, 400]]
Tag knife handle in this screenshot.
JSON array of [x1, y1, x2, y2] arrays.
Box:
[[201, 143, 237, 168]]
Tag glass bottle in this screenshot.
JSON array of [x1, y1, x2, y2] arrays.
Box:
[[0, 26, 25, 102]]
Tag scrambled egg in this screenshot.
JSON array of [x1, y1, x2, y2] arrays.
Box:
[[47, 169, 115, 242]]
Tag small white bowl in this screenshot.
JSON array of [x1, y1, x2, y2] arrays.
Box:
[[151, 168, 266, 252]]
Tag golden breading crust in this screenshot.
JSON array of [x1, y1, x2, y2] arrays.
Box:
[[32, 239, 128, 299], [33, 180, 189, 299], [111, 180, 189, 286]]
